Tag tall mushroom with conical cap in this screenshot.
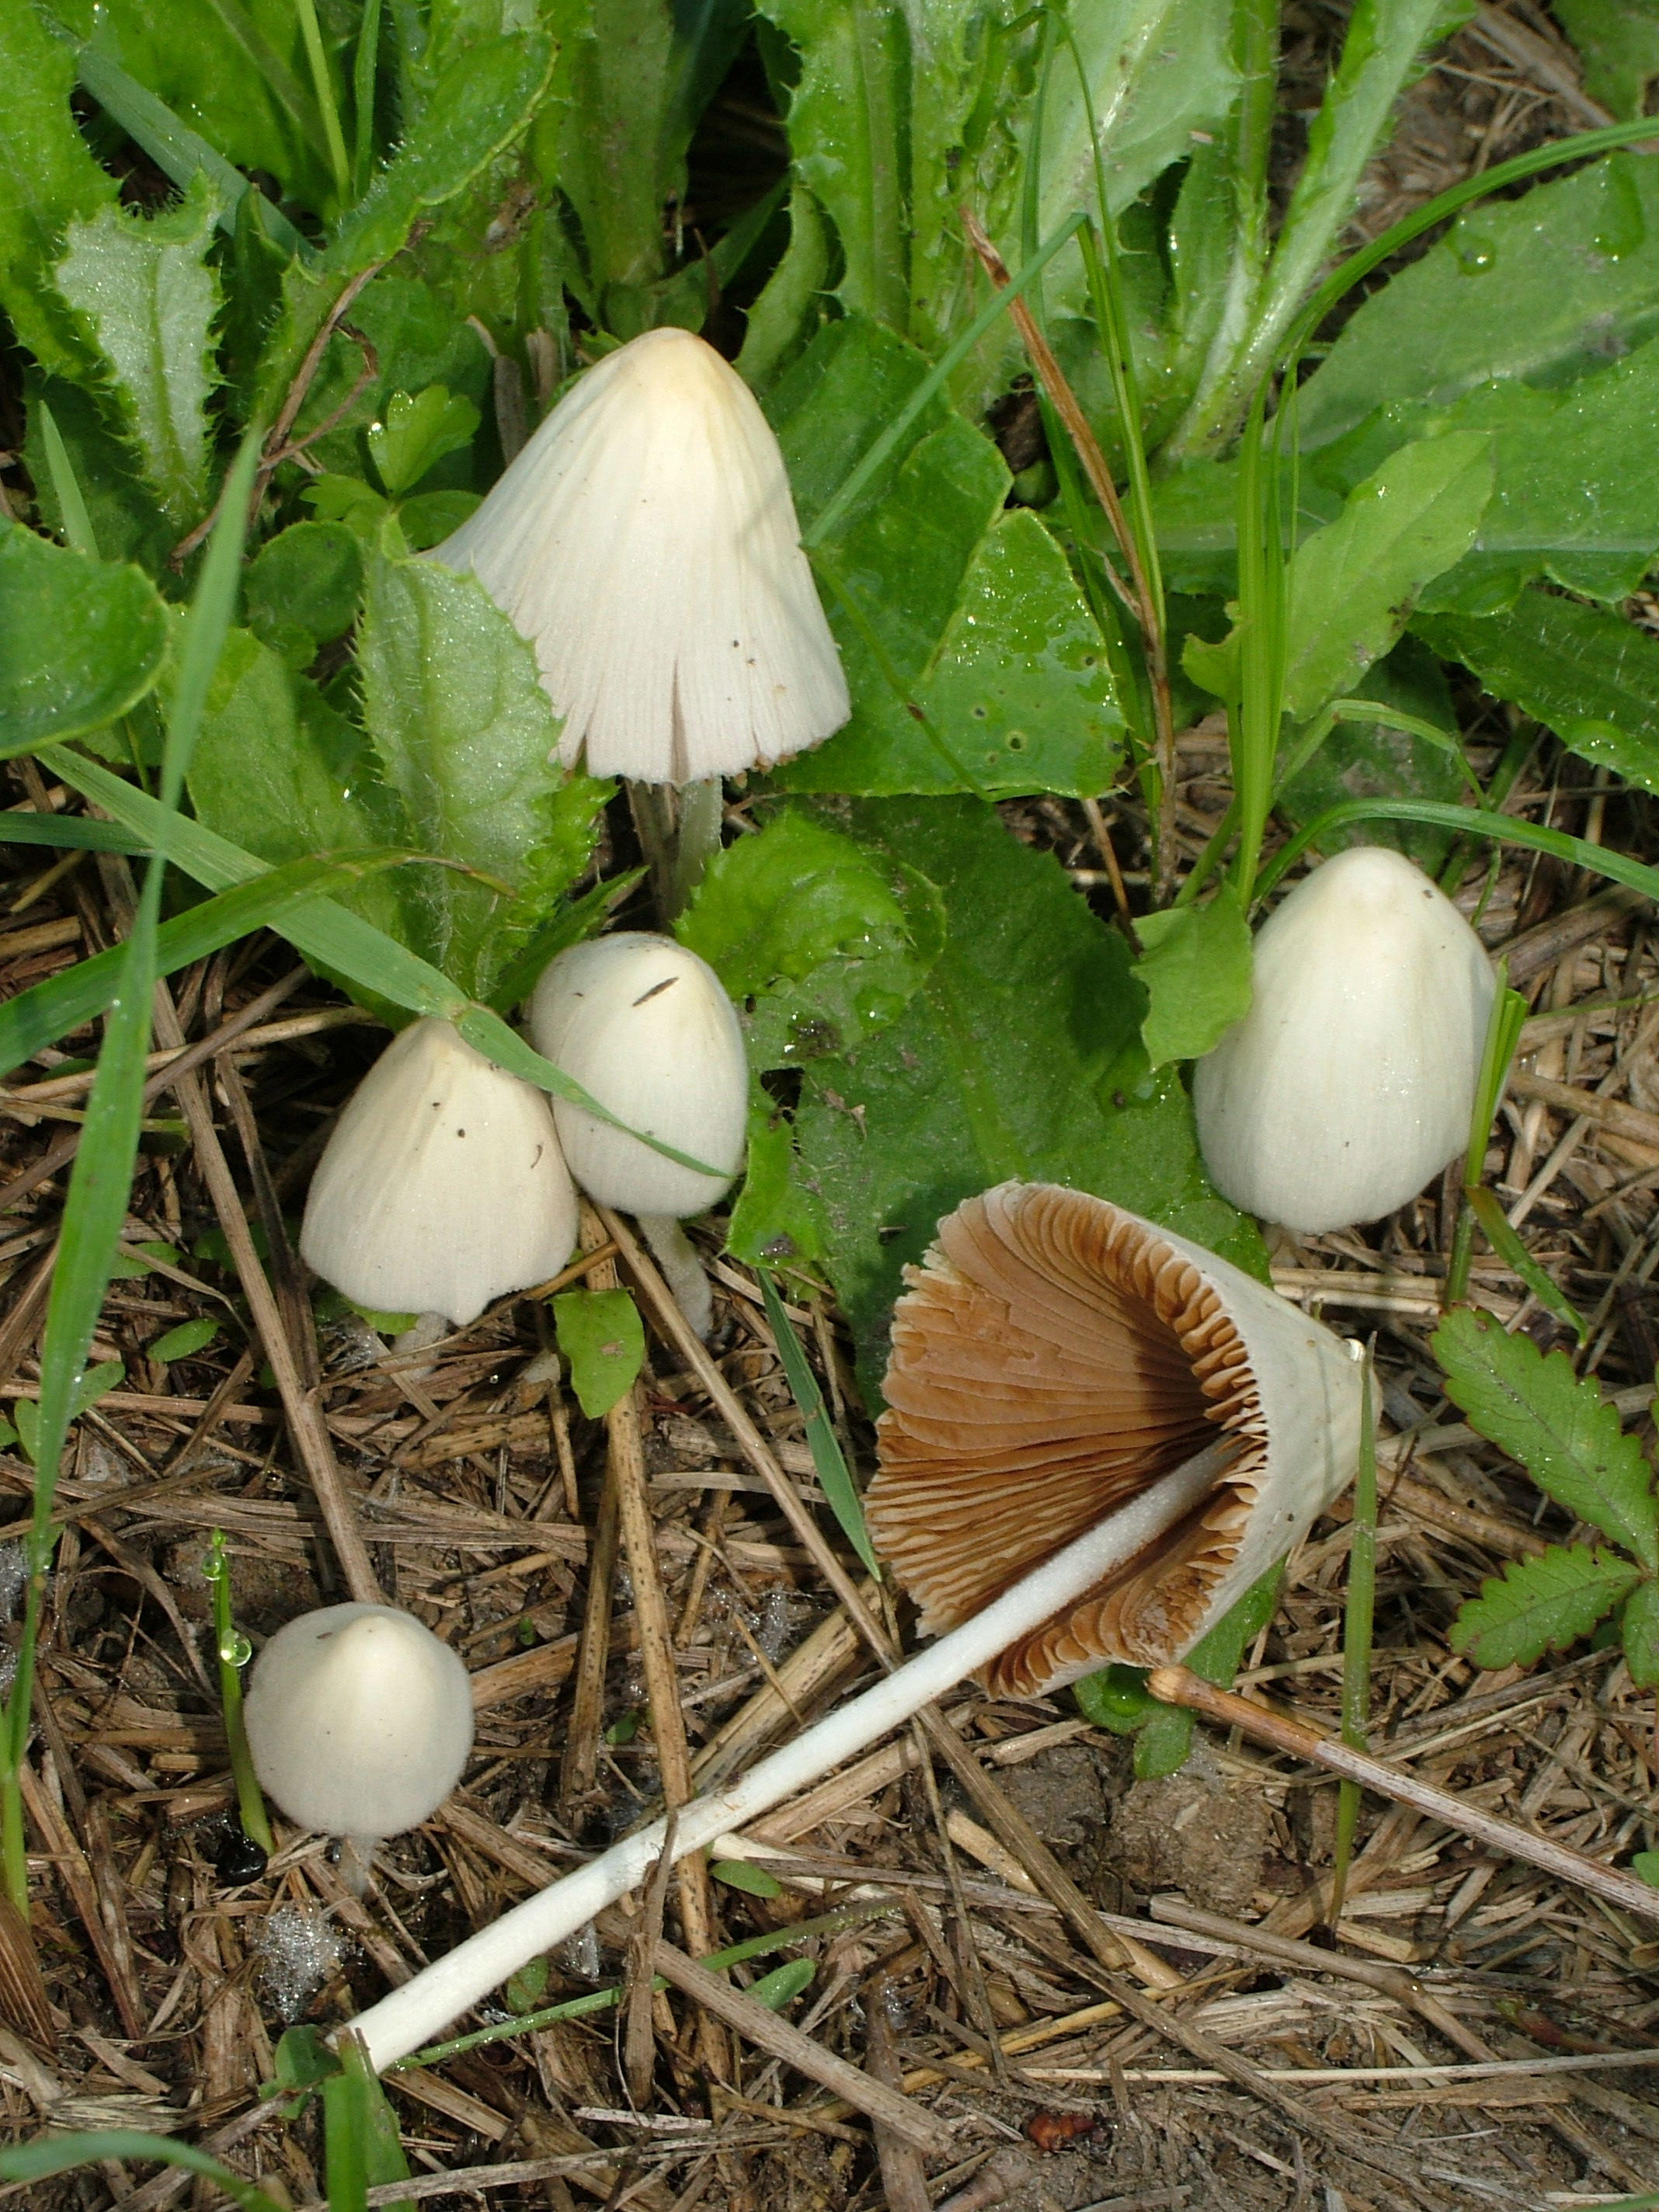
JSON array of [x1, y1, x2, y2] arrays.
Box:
[[430, 327, 849, 788], [868, 1181, 1363, 1695]]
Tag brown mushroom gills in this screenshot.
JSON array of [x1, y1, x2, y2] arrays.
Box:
[[868, 1184, 1267, 1698]]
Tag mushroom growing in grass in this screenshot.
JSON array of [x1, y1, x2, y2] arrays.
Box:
[[334, 1186, 1362, 2071], [1194, 845, 1496, 1235], [300, 1017, 578, 1331], [530, 933, 746, 1337], [243, 1604, 473, 1893]]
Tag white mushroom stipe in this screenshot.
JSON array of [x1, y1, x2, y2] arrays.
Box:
[[430, 327, 849, 784], [244, 1604, 474, 1894], [300, 1017, 579, 1327], [339, 1440, 1237, 2070], [530, 934, 746, 1223], [1194, 846, 1496, 1234], [639, 1214, 715, 1340]]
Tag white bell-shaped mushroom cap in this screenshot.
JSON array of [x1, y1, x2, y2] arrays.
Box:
[[1194, 846, 1495, 1234], [243, 1603, 474, 1841], [868, 1182, 1362, 1697], [300, 1017, 578, 1327], [430, 327, 849, 784], [529, 932, 746, 1219]]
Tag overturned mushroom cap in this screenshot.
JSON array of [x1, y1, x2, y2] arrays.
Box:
[[1193, 845, 1496, 1234], [300, 1017, 578, 1327], [244, 1604, 474, 1842], [529, 932, 746, 1219], [430, 327, 849, 784], [867, 1182, 1362, 1698]]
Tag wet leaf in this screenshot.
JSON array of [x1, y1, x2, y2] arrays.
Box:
[[553, 1288, 645, 1420], [0, 527, 168, 756]]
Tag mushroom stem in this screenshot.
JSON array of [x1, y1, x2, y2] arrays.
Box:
[[339, 1837, 377, 1898], [340, 1438, 1236, 2071], [637, 1215, 712, 1340], [627, 777, 723, 925]]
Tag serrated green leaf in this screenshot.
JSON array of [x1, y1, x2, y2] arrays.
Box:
[[368, 386, 481, 497], [357, 555, 610, 1000], [54, 172, 223, 525], [0, 1, 117, 380], [1434, 1307, 1659, 1570], [1451, 1544, 1641, 1671], [0, 527, 168, 756], [1622, 1577, 1659, 1691], [552, 1289, 645, 1421], [1132, 886, 1252, 1069]]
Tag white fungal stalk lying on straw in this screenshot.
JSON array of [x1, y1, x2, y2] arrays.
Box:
[[340, 1438, 1236, 2071]]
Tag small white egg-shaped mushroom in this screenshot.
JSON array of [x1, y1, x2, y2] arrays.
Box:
[[430, 326, 849, 784], [1193, 846, 1495, 1234], [300, 1017, 578, 1327], [529, 933, 746, 1220], [243, 1604, 472, 1854]]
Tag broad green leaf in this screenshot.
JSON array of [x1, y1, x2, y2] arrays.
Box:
[[767, 317, 1120, 796], [255, 33, 555, 424], [1282, 432, 1494, 723], [0, 527, 168, 755], [1622, 1577, 1659, 1692], [678, 810, 942, 1073], [788, 800, 1253, 1393], [1556, 0, 1659, 117], [0, 2134, 286, 2212], [725, 1105, 828, 1269], [1275, 636, 1464, 872], [1415, 590, 1659, 795], [1636, 1851, 1659, 1888], [244, 521, 363, 661], [281, 273, 492, 484], [1132, 886, 1252, 1069], [552, 1289, 645, 1421], [1434, 1307, 1659, 1571], [54, 172, 222, 525], [1326, 339, 1659, 614], [711, 1858, 783, 1899], [1295, 154, 1659, 450], [0, 0, 117, 380], [148, 1318, 221, 1364], [1451, 1545, 1642, 1671], [368, 386, 481, 497], [358, 555, 610, 999], [757, 1266, 878, 1576]]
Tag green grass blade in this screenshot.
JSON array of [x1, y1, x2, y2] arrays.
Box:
[[37, 401, 99, 558], [0, 2134, 287, 2212], [1330, 1344, 1376, 1925], [1466, 1188, 1589, 1345], [74, 43, 309, 259], [1255, 800, 1659, 909], [294, 0, 350, 203], [0, 815, 150, 854], [353, 0, 384, 197], [37, 750, 726, 1181], [0, 852, 426, 1080], [802, 211, 1085, 550], [758, 1269, 878, 1577]]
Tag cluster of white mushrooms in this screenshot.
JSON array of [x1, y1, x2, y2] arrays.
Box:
[[232, 329, 1502, 1983]]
